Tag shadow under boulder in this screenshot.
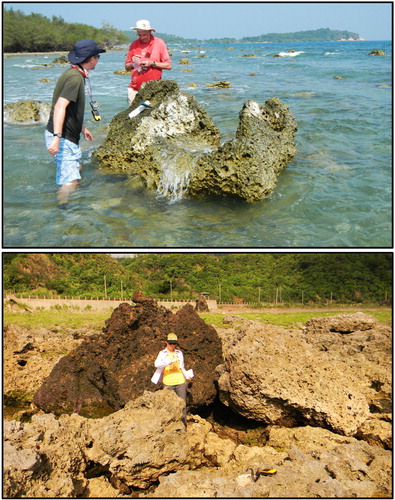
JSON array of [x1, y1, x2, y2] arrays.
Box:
[[33, 292, 223, 417]]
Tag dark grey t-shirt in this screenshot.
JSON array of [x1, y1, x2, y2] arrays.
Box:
[[46, 67, 85, 145]]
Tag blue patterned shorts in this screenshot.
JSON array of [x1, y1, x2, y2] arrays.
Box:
[[45, 130, 82, 185]]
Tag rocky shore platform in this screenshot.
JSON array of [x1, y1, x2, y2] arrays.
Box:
[[4, 293, 392, 497]]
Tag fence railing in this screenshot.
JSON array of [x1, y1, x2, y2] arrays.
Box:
[[5, 294, 200, 302], [4, 294, 257, 307]]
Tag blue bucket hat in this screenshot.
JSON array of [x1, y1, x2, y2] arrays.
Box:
[[68, 40, 106, 64]]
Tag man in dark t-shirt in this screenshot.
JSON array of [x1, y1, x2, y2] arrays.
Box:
[[45, 40, 105, 206]]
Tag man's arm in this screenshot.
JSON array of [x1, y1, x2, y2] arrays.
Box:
[[47, 96, 69, 156]]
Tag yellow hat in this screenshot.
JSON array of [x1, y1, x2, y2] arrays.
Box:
[[167, 333, 178, 344]]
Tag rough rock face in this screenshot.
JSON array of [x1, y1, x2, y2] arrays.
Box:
[[188, 97, 297, 202], [304, 312, 377, 333], [4, 100, 51, 123], [94, 80, 221, 183], [151, 439, 391, 498], [4, 393, 391, 498], [4, 391, 189, 497], [94, 80, 297, 202], [33, 292, 223, 417], [3, 324, 91, 413], [195, 294, 209, 312], [216, 314, 391, 443]]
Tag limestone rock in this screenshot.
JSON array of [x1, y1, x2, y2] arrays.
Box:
[[216, 314, 390, 438], [304, 311, 377, 333], [4, 100, 51, 123], [94, 80, 297, 202], [369, 49, 387, 56], [86, 391, 189, 489], [3, 391, 190, 497], [34, 292, 223, 417], [187, 97, 297, 202], [150, 440, 391, 498], [267, 425, 356, 452], [3, 324, 90, 411]]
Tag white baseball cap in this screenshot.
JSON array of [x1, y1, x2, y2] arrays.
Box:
[[131, 20, 156, 32]]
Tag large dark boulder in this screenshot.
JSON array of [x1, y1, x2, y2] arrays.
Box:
[[34, 292, 223, 417]]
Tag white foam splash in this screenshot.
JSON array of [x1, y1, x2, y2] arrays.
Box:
[[155, 143, 212, 202], [278, 51, 305, 57]]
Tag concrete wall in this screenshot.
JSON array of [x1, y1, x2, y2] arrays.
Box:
[[4, 296, 218, 312]]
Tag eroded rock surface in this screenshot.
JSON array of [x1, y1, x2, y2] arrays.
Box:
[[4, 394, 391, 498], [216, 313, 391, 443], [304, 312, 377, 333], [33, 292, 223, 417], [94, 80, 297, 202], [4, 100, 51, 123]]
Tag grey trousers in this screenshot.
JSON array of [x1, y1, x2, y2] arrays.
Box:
[[164, 382, 187, 425]]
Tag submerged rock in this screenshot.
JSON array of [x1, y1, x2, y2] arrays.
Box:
[[4, 100, 51, 123], [369, 49, 387, 56], [94, 80, 297, 202], [33, 292, 223, 417]]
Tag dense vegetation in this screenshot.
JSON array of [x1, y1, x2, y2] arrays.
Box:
[[3, 253, 392, 305], [3, 9, 128, 52]]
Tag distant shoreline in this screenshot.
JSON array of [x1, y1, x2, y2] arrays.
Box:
[[3, 39, 388, 57], [4, 51, 68, 57]]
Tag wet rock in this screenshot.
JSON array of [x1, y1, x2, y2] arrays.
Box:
[[216, 314, 391, 439], [51, 55, 68, 64], [187, 97, 297, 202], [369, 49, 387, 56], [33, 292, 223, 417], [4, 99, 51, 123], [206, 80, 231, 87], [94, 80, 297, 202]]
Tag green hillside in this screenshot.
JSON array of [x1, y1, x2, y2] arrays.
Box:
[[3, 253, 391, 305]]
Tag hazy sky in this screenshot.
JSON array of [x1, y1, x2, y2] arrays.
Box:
[[4, 1, 392, 40]]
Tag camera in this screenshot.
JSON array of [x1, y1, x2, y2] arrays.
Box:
[[90, 100, 101, 121]]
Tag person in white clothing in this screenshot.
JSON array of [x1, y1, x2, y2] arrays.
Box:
[[151, 332, 193, 426]]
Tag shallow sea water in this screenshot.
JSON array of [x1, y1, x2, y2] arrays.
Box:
[[3, 41, 392, 248]]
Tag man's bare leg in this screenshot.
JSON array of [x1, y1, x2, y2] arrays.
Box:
[[57, 180, 79, 206]]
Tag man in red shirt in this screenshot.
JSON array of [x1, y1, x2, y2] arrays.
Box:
[[125, 19, 172, 104]]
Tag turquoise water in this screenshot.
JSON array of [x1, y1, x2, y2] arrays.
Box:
[[3, 41, 392, 248]]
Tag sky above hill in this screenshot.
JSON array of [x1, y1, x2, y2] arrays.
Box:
[[4, 1, 392, 40]]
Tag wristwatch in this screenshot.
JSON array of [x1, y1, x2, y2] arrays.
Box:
[[53, 133, 62, 138], [151, 61, 156, 68]]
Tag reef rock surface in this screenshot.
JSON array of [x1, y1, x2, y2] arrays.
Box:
[[33, 292, 222, 417], [94, 80, 297, 202], [216, 313, 391, 445], [4, 394, 391, 498], [4, 99, 51, 123]]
